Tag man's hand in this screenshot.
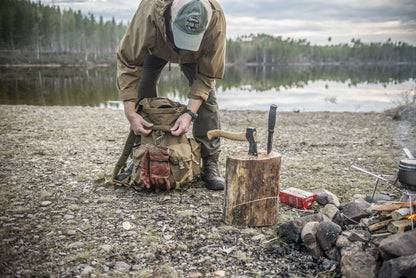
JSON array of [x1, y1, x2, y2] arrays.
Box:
[[170, 113, 192, 136], [170, 98, 203, 136], [124, 101, 153, 135]]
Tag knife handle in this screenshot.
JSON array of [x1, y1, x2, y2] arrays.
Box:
[[268, 104, 277, 132]]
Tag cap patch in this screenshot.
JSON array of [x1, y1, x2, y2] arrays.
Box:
[[185, 16, 200, 33]]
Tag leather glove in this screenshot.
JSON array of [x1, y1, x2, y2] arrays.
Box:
[[148, 146, 171, 190], [140, 147, 152, 189]]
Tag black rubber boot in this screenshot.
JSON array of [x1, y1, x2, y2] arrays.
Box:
[[202, 152, 225, 190]]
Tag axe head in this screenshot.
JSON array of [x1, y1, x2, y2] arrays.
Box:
[[245, 127, 258, 156]]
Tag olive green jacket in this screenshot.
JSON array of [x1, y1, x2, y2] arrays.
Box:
[[116, 0, 226, 102]]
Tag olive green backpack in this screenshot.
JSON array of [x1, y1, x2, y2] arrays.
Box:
[[112, 97, 201, 190]]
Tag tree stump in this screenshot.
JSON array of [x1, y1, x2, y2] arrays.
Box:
[[223, 150, 281, 227]]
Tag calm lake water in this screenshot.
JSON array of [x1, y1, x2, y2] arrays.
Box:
[[1, 64, 415, 112]]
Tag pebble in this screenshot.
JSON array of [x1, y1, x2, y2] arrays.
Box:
[[40, 201, 52, 207], [114, 261, 130, 272], [80, 266, 95, 276], [100, 244, 112, 252], [66, 229, 77, 236], [68, 241, 84, 249]]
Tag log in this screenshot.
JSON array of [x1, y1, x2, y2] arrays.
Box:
[[387, 220, 412, 233], [223, 150, 281, 227], [370, 200, 416, 212], [391, 207, 412, 220], [367, 219, 393, 232]]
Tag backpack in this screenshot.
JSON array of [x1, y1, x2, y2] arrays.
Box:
[[112, 97, 201, 190]]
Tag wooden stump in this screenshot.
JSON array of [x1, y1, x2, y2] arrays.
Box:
[[223, 150, 281, 227]]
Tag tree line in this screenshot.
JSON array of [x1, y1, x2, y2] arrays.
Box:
[[0, 0, 127, 62], [1, 0, 416, 65], [227, 34, 416, 64]]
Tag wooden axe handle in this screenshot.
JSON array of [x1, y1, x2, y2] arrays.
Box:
[[207, 130, 257, 141]]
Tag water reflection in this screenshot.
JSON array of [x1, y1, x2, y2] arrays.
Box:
[[1, 65, 415, 112]]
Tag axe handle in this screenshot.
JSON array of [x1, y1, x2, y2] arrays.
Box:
[[207, 130, 257, 141]]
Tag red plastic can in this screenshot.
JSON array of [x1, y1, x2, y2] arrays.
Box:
[[279, 187, 317, 209]]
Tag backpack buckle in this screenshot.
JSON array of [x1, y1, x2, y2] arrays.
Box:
[[154, 130, 164, 146]]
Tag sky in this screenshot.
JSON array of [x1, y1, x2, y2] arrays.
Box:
[[39, 0, 416, 45]]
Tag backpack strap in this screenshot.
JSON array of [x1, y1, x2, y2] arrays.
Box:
[[112, 129, 136, 180]]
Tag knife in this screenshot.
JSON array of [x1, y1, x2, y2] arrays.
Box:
[[267, 104, 277, 154]]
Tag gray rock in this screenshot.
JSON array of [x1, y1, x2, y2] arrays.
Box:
[[40, 201, 52, 207], [378, 229, 416, 260], [320, 204, 342, 225], [347, 229, 371, 243], [340, 241, 365, 257], [340, 250, 377, 278], [68, 241, 84, 249], [316, 221, 342, 251], [277, 213, 326, 242], [80, 266, 95, 277], [378, 253, 416, 278], [336, 234, 351, 249], [301, 221, 323, 259], [114, 261, 130, 272], [313, 188, 340, 207], [325, 246, 340, 261], [341, 199, 371, 224], [365, 194, 391, 203]]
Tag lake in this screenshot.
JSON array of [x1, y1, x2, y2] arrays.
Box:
[[1, 64, 415, 112]]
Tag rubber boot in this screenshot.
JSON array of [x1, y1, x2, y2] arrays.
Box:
[[202, 152, 225, 190]]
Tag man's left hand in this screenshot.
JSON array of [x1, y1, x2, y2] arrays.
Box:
[[170, 113, 192, 136]]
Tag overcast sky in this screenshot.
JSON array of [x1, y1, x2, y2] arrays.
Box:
[[39, 0, 416, 45]]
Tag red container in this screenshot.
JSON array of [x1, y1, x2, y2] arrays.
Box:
[[279, 187, 317, 209]]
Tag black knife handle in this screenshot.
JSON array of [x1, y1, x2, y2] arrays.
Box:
[[268, 104, 277, 132]]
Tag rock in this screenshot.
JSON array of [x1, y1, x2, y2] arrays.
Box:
[[277, 213, 326, 242], [313, 188, 340, 207], [347, 229, 371, 243], [340, 241, 365, 257], [214, 270, 226, 277], [340, 250, 377, 278], [80, 266, 95, 277], [364, 194, 391, 203], [68, 242, 84, 249], [324, 246, 340, 261], [189, 272, 203, 278], [321, 260, 338, 271], [378, 253, 416, 278], [378, 229, 416, 260], [40, 201, 52, 207], [100, 244, 112, 252], [114, 261, 130, 272], [320, 204, 342, 225], [316, 221, 342, 251], [301, 221, 323, 259], [66, 229, 77, 236], [341, 199, 371, 224], [336, 234, 351, 249]]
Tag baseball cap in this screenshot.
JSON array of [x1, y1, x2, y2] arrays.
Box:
[[171, 0, 212, 51]]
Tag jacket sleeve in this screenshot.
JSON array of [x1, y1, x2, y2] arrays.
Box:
[[188, 8, 226, 101], [116, 1, 156, 102]]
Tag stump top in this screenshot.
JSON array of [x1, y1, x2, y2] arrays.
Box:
[[228, 150, 281, 161]]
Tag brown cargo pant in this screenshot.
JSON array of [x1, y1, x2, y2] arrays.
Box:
[[137, 54, 221, 158]]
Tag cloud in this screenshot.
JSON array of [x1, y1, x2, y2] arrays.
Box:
[[38, 0, 416, 45]]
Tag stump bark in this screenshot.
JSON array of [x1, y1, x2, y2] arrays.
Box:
[[223, 150, 281, 226]]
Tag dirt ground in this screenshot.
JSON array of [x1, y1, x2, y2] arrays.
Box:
[[0, 104, 415, 277]]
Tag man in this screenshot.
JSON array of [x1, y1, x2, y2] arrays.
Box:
[[116, 0, 226, 190]]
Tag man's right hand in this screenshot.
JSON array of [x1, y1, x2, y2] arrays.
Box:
[[123, 101, 153, 135]]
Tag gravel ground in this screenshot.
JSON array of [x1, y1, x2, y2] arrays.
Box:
[[0, 104, 415, 277]]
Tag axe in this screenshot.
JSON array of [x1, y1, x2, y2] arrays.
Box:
[[207, 127, 258, 156]]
